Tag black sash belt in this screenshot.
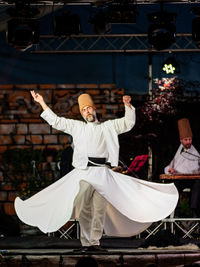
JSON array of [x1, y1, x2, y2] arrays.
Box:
[[88, 157, 106, 167]]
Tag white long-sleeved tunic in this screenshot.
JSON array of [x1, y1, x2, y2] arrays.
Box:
[[164, 144, 200, 174], [40, 105, 135, 169], [14, 106, 178, 237]]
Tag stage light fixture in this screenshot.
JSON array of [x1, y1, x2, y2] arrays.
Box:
[[192, 17, 200, 48], [7, 18, 40, 51], [91, 9, 111, 34], [191, 6, 200, 48], [148, 11, 176, 50], [162, 57, 179, 74], [6, 2, 40, 18], [6, 1, 40, 51], [53, 10, 81, 36], [108, 4, 136, 24]]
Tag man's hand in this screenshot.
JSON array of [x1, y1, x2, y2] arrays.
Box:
[[123, 95, 132, 108], [168, 168, 175, 174], [31, 90, 44, 103], [112, 166, 123, 173], [30, 90, 48, 111]]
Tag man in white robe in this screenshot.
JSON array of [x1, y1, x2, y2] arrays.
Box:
[[165, 118, 200, 217], [14, 91, 178, 252]]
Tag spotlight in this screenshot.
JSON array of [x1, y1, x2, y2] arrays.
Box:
[[148, 11, 176, 50], [191, 6, 200, 47], [108, 4, 136, 24], [6, 2, 40, 51], [162, 57, 179, 74], [7, 18, 40, 51], [148, 23, 176, 50], [192, 17, 200, 48], [91, 9, 111, 34], [190, 6, 200, 17], [6, 2, 40, 18], [53, 10, 81, 36]]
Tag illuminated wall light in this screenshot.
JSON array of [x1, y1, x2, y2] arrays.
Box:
[[162, 63, 176, 74], [162, 56, 179, 75]]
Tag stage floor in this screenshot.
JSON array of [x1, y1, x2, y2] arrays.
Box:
[[1, 235, 200, 266]]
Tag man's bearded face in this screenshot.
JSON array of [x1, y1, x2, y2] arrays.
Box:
[[180, 137, 192, 149], [81, 106, 96, 122]]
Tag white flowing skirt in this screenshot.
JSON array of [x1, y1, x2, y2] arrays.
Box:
[[14, 167, 178, 237]]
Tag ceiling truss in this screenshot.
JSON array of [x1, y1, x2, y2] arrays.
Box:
[[32, 33, 200, 53]]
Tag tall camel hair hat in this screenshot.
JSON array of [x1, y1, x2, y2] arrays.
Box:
[[177, 118, 192, 139], [78, 93, 95, 113]]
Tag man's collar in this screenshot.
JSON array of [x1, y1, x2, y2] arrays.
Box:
[[87, 120, 100, 125]]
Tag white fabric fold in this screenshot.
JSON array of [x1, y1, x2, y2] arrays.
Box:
[[15, 167, 178, 236]]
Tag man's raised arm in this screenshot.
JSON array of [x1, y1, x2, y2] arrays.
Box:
[[30, 90, 48, 111], [123, 95, 132, 109]]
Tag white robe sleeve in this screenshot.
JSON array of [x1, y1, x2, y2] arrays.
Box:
[[164, 145, 182, 174], [40, 107, 82, 135], [110, 105, 136, 135]]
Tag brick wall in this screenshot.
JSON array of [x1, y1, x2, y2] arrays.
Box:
[[0, 84, 125, 215]]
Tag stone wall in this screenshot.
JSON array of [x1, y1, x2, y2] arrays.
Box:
[[0, 84, 125, 215]]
